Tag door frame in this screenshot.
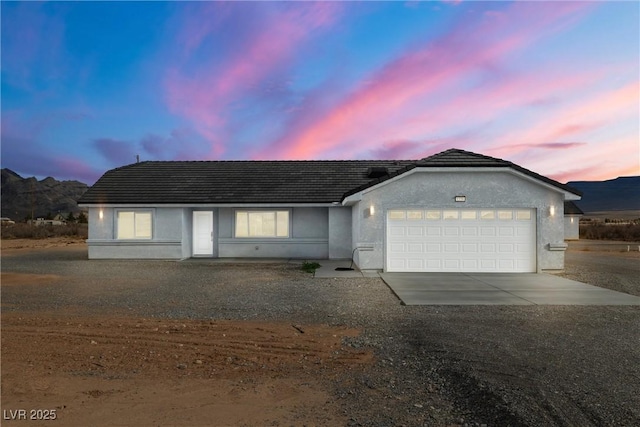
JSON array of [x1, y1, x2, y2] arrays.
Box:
[[192, 211, 214, 257], [385, 207, 536, 273]]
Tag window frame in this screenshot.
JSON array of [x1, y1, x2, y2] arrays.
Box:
[[234, 209, 291, 238], [116, 209, 153, 240]]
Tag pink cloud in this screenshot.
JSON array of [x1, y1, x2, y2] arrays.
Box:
[[517, 132, 639, 183], [257, 1, 593, 160], [49, 158, 102, 184], [164, 2, 342, 158], [489, 80, 639, 164], [361, 133, 477, 161], [551, 163, 639, 184], [367, 140, 423, 160], [1, 131, 101, 184]]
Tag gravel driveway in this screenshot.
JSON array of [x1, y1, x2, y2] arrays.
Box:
[[2, 243, 640, 426]]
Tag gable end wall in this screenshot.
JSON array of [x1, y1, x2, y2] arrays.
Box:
[[353, 170, 566, 272]]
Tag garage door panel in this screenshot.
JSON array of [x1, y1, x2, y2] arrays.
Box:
[[499, 259, 515, 269], [407, 243, 423, 252], [499, 243, 514, 253], [407, 259, 424, 269], [390, 242, 405, 253], [426, 243, 441, 252], [461, 243, 478, 253], [480, 243, 496, 253], [408, 226, 424, 236], [389, 259, 406, 269], [462, 259, 478, 269], [444, 243, 459, 253], [426, 259, 441, 269], [480, 227, 496, 236], [499, 227, 514, 236], [480, 259, 497, 269], [387, 208, 535, 273], [426, 227, 441, 236], [389, 226, 405, 236], [444, 259, 460, 269], [444, 227, 459, 236], [462, 227, 478, 236]]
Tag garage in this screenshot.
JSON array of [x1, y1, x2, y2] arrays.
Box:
[[386, 208, 536, 272]]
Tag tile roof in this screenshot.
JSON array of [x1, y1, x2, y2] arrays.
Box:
[[79, 149, 581, 205], [564, 201, 584, 215], [343, 148, 582, 198], [78, 160, 414, 205]]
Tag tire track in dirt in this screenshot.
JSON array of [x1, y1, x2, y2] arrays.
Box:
[[2, 314, 373, 381]]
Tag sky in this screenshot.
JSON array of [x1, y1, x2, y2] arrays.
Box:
[[1, 1, 638, 185]]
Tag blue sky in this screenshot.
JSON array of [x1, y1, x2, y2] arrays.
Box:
[[1, 1, 638, 184]]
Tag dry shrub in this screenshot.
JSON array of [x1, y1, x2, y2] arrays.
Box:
[[580, 223, 640, 242], [1, 223, 88, 240]]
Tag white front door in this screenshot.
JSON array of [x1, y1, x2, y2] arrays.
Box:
[[193, 211, 214, 256], [386, 208, 536, 272]]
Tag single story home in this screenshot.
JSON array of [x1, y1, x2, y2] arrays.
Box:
[[563, 201, 584, 240], [78, 148, 582, 272]]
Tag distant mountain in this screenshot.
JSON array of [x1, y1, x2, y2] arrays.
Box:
[[1, 168, 88, 221], [567, 176, 640, 213]]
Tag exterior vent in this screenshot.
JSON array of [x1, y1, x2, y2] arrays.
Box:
[[367, 167, 388, 178]]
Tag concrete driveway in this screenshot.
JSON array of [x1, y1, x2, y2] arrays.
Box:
[[380, 273, 640, 305]]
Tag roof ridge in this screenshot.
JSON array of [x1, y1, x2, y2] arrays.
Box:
[[111, 159, 417, 164], [419, 148, 510, 164]]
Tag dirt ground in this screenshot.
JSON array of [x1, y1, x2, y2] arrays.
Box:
[[2, 238, 639, 426], [1, 312, 370, 426], [1, 239, 373, 426]]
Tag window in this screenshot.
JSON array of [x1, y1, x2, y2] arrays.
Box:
[[498, 210, 513, 220], [407, 210, 423, 220], [443, 210, 459, 220], [235, 211, 289, 238], [117, 211, 152, 239], [388, 210, 406, 220], [480, 210, 495, 220], [516, 210, 531, 220], [461, 211, 477, 220], [426, 210, 441, 220]]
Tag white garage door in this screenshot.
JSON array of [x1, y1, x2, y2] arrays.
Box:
[[386, 209, 536, 272]]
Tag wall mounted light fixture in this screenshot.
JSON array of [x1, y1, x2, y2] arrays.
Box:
[[549, 205, 556, 217], [454, 195, 466, 202], [369, 205, 375, 216], [99, 209, 104, 220]]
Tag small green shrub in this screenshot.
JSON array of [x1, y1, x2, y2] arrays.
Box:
[[301, 261, 321, 273]]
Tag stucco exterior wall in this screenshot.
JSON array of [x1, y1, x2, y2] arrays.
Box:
[[87, 207, 183, 259], [217, 207, 329, 258], [564, 215, 581, 240], [352, 170, 568, 272], [328, 207, 352, 259], [181, 208, 193, 259], [86, 206, 332, 260]]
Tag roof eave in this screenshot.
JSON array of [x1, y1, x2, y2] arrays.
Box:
[[341, 165, 582, 202]]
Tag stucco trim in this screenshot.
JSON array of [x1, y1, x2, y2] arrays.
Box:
[[218, 238, 328, 245], [86, 239, 181, 246]]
